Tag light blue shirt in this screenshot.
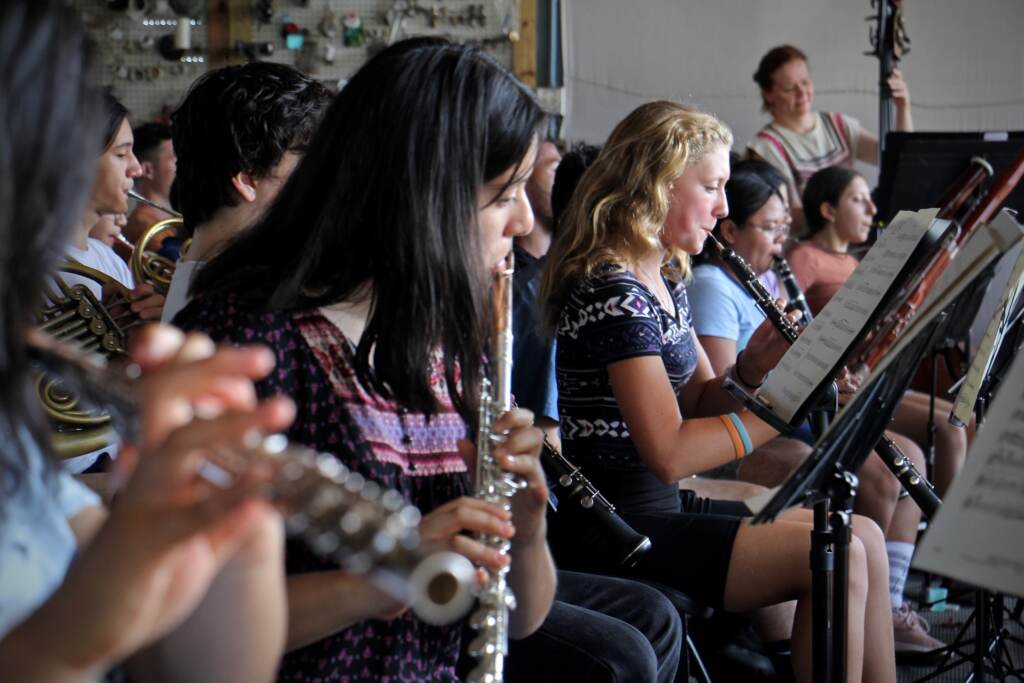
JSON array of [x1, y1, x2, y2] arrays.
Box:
[[689, 264, 766, 352], [0, 428, 100, 639]]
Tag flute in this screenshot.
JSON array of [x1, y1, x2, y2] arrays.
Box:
[[28, 334, 476, 624], [467, 252, 523, 683]]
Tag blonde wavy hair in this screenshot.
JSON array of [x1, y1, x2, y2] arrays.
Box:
[[540, 100, 733, 332]]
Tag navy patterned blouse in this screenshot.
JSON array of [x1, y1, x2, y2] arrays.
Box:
[[555, 267, 699, 514], [175, 291, 471, 683]]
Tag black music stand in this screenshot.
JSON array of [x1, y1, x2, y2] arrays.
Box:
[[749, 315, 944, 683], [876, 132, 1024, 223]]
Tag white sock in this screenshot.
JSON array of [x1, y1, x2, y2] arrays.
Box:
[[887, 541, 915, 609]]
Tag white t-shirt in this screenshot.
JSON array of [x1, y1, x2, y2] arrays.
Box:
[[62, 238, 135, 300], [162, 259, 205, 324], [0, 428, 100, 639]]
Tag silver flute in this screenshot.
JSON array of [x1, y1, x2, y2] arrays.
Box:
[[128, 189, 182, 218], [28, 337, 476, 624], [467, 253, 524, 683]]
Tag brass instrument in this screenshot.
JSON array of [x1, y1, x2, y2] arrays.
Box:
[[128, 189, 181, 218], [27, 336, 477, 625], [116, 214, 181, 296], [37, 263, 141, 459], [131, 217, 179, 296], [467, 253, 524, 683]]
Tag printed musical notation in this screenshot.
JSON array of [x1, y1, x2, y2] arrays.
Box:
[[915, 349, 1024, 597], [951, 213, 1024, 426], [757, 209, 939, 422]]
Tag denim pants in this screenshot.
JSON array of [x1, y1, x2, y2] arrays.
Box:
[[506, 569, 684, 683]]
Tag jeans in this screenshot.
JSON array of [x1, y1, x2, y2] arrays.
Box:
[[506, 569, 683, 683]]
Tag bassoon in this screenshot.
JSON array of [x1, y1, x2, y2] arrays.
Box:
[[853, 148, 1024, 372]]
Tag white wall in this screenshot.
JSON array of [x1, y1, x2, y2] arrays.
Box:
[[563, 0, 1024, 183]]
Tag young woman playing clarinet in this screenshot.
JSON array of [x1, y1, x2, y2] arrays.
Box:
[[690, 159, 942, 654], [541, 100, 897, 683], [175, 39, 556, 682]]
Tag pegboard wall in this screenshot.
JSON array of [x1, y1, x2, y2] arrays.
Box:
[[72, 0, 520, 124]]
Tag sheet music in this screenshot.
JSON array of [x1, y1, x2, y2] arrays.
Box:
[[914, 349, 1024, 598], [816, 210, 1024, 445], [758, 209, 940, 422], [952, 215, 1024, 426]]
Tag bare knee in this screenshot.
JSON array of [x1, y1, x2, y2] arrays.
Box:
[[858, 453, 901, 503], [851, 514, 891, 581], [851, 514, 885, 550], [847, 535, 869, 600]]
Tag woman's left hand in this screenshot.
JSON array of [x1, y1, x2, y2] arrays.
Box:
[[888, 68, 911, 106], [458, 407, 548, 545]]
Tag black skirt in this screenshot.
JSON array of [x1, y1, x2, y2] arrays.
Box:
[[547, 466, 748, 609]]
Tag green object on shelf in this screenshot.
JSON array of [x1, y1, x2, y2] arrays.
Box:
[[927, 586, 948, 612]]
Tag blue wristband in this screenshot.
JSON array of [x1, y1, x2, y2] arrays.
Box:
[[726, 412, 753, 455]]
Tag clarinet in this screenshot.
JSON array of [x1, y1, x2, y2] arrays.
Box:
[[706, 235, 943, 518], [540, 435, 652, 567], [27, 336, 477, 625], [773, 255, 814, 323], [467, 253, 525, 683], [706, 234, 800, 343]]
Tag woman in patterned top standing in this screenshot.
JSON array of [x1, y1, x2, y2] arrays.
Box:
[[174, 39, 555, 682], [540, 100, 896, 683]]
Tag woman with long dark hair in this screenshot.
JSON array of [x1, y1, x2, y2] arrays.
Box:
[[176, 39, 555, 682], [0, 1, 292, 681]]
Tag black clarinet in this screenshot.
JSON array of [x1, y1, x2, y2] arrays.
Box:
[[773, 254, 814, 323], [706, 235, 943, 518], [707, 234, 801, 343], [541, 436, 652, 567]]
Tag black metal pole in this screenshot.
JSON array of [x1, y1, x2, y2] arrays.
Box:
[[811, 496, 834, 683], [828, 471, 858, 683]]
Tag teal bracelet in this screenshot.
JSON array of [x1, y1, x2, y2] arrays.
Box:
[[726, 412, 753, 455]]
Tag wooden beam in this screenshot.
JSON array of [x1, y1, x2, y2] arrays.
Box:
[[205, 0, 229, 69], [513, 0, 537, 87]]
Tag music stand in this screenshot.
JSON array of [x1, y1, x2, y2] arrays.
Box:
[[914, 297, 1024, 683], [876, 132, 1024, 223]]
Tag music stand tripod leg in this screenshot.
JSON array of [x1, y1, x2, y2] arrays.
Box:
[[811, 496, 835, 683], [828, 470, 858, 683]]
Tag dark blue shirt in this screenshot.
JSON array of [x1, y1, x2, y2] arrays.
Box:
[[511, 245, 559, 421], [555, 267, 698, 514]]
